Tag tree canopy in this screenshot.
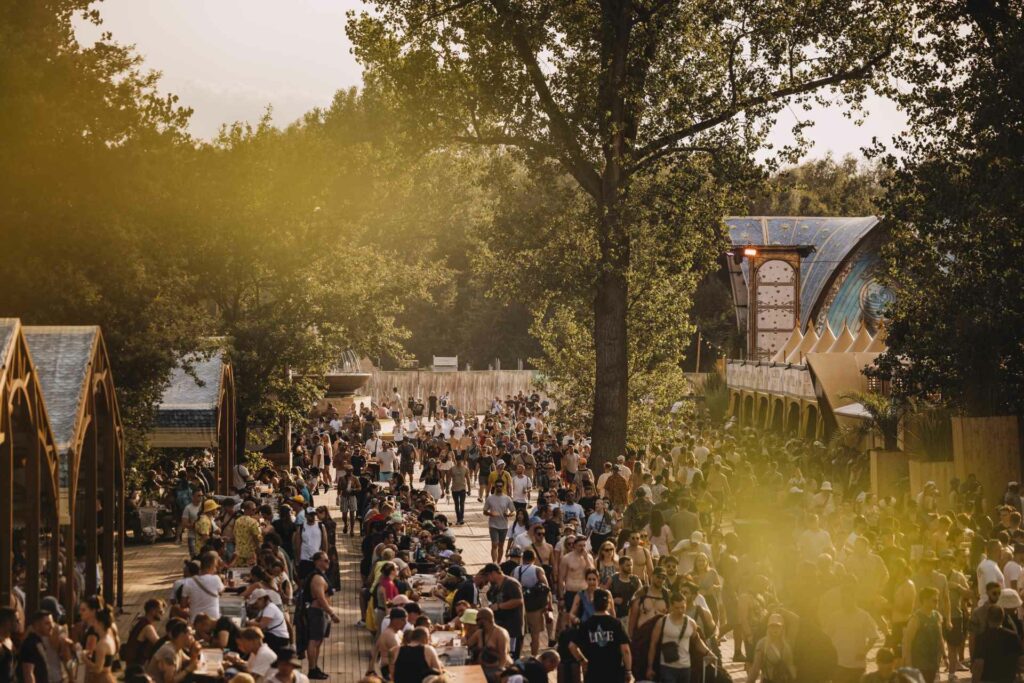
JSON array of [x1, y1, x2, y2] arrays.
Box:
[[348, 0, 906, 464]]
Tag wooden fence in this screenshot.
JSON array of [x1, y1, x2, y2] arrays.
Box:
[[364, 369, 544, 414]]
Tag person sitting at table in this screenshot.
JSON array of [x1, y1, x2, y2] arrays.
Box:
[[502, 650, 561, 683], [226, 627, 277, 681], [192, 613, 216, 645], [145, 618, 200, 683], [246, 589, 291, 657], [391, 627, 443, 683], [468, 608, 512, 683], [373, 607, 408, 679]]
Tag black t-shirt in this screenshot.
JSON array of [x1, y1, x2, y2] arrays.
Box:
[[974, 627, 1022, 682], [543, 519, 561, 546], [18, 633, 48, 683], [453, 579, 477, 607], [609, 574, 641, 618], [488, 577, 525, 637], [573, 614, 629, 683], [350, 454, 366, 476], [0, 639, 16, 683]]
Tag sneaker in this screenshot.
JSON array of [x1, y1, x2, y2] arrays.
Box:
[[354, 619, 365, 627], [309, 669, 329, 680]]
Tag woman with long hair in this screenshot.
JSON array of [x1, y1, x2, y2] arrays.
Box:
[[645, 509, 675, 558], [692, 552, 722, 623], [595, 542, 619, 589], [437, 445, 455, 499], [585, 498, 615, 553], [568, 569, 601, 625], [420, 459, 443, 501], [506, 509, 530, 558], [79, 595, 119, 683]]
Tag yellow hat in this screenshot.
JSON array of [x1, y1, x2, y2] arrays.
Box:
[[202, 499, 220, 513]]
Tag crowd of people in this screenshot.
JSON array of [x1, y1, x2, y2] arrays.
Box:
[[3, 385, 1024, 683]]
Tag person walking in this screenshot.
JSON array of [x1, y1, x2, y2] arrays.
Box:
[[450, 455, 471, 525], [646, 591, 714, 683], [568, 589, 632, 683], [485, 481, 516, 563], [903, 587, 945, 683]]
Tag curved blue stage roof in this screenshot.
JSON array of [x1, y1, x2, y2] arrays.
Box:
[[726, 216, 881, 327]]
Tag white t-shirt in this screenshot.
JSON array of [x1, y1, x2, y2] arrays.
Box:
[[977, 558, 1005, 600], [232, 464, 251, 490], [247, 643, 278, 679], [377, 449, 396, 473], [440, 419, 454, 438], [181, 574, 224, 621], [366, 437, 384, 455], [1004, 560, 1023, 588], [258, 602, 290, 639], [511, 475, 532, 503], [393, 424, 405, 442], [693, 445, 710, 464]]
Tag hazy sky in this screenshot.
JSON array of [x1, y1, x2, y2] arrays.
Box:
[[77, 0, 905, 159]]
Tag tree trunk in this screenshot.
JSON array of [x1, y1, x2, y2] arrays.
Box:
[[590, 236, 630, 470]]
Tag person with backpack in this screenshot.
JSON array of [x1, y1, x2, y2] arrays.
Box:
[[514, 549, 552, 656], [296, 552, 340, 680], [646, 591, 715, 683], [293, 507, 328, 581]]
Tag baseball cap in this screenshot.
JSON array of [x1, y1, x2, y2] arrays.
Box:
[[306, 507, 316, 515]]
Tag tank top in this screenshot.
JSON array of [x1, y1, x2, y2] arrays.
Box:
[[911, 610, 942, 668], [394, 645, 435, 683], [660, 615, 694, 668], [300, 522, 322, 561]]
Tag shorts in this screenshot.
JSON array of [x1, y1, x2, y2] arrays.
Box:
[[489, 527, 508, 545], [305, 606, 332, 641], [340, 496, 358, 513], [944, 618, 966, 647], [563, 590, 578, 612], [378, 471, 393, 482]]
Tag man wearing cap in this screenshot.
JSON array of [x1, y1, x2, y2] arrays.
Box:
[[488, 459, 514, 494], [481, 563, 526, 659], [372, 607, 407, 680], [247, 589, 290, 656], [193, 498, 220, 552], [913, 550, 952, 626], [294, 507, 327, 580]]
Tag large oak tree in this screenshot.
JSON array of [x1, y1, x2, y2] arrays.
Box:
[[348, 0, 905, 464]]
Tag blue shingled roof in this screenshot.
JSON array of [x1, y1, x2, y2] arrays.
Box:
[[155, 352, 225, 430], [0, 319, 16, 368], [22, 326, 100, 487], [726, 216, 881, 327]]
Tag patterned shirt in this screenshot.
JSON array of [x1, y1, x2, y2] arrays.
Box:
[[233, 515, 263, 565]]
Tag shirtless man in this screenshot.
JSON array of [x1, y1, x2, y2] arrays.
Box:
[[624, 531, 655, 585], [470, 608, 512, 683], [559, 535, 595, 631], [371, 607, 407, 679]]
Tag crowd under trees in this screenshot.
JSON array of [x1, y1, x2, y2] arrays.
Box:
[[0, 0, 1019, 468]]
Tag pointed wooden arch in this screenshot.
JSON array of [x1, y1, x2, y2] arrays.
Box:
[[0, 320, 61, 616], [23, 326, 126, 616]]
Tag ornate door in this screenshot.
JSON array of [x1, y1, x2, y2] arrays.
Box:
[[752, 259, 797, 361]]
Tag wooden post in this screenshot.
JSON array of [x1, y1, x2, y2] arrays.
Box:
[[84, 423, 98, 598], [0, 410, 12, 609], [695, 329, 702, 373], [25, 435, 41, 614], [101, 404, 115, 604]]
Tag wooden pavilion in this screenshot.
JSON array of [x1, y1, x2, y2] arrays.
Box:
[[150, 352, 237, 494], [0, 319, 62, 616], [23, 326, 126, 615]]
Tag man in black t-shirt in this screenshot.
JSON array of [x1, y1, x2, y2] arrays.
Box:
[[568, 589, 632, 683], [19, 611, 54, 683], [481, 563, 526, 659]]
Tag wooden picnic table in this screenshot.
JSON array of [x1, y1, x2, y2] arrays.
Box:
[[445, 665, 488, 683]]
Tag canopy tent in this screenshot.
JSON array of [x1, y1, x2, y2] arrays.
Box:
[[151, 352, 236, 494], [0, 320, 62, 616], [23, 326, 126, 615]]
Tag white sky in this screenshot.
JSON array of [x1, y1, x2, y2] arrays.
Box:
[[77, 0, 906, 160]]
